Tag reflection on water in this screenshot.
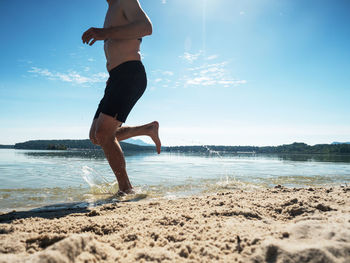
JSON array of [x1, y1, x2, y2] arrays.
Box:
[[0, 149, 349, 212], [273, 153, 350, 163], [22, 149, 350, 163]]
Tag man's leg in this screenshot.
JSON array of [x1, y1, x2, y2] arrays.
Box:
[[94, 113, 132, 193], [90, 119, 161, 154], [115, 121, 161, 154], [89, 118, 99, 145]]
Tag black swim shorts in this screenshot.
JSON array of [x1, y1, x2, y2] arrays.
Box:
[[93, 60, 147, 123]]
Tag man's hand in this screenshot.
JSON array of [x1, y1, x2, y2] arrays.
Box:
[[82, 27, 109, 46]]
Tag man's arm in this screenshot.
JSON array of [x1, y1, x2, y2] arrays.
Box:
[[107, 0, 152, 39], [82, 0, 152, 46]]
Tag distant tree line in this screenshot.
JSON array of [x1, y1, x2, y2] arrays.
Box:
[[14, 140, 100, 150], [164, 142, 350, 154], [0, 145, 14, 149], [14, 139, 155, 152], [47, 144, 68, 150], [9, 140, 350, 155]]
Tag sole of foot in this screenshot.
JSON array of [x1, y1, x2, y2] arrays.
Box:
[[149, 121, 161, 154]]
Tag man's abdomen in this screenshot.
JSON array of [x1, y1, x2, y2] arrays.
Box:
[[104, 39, 141, 72]]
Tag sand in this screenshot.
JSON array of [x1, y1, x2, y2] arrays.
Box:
[[0, 185, 349, 263]]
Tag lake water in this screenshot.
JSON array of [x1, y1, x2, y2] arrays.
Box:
[[0, 149, 350, 212]]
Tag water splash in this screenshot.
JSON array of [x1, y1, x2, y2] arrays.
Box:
[[175, 138, 224, 158], [213, 176, 260, 191], [81, 166, 148, 202], [167, 138, 235, 188], [201, 144, 223, 158], [81, 166, 118, 195]]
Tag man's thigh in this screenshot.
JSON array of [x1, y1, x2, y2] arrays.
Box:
[[95, 113, 123, 136]]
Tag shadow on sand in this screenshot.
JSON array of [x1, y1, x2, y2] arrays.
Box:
[[0, 194, 147, 223]]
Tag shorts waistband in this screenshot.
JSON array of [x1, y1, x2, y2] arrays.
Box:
[[108, 60, 144, 76]]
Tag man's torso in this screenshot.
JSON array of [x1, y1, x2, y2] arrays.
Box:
[[104, 0, 141, 72]]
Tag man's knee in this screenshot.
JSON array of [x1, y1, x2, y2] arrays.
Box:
[[89, 134, 99, 145], [95, 127, 115, 146], [89, 119, 99, 145]]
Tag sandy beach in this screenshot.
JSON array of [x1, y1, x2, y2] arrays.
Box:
[[0, 185, 349, 263]]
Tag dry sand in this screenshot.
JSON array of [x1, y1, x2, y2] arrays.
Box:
[[0, 185, 349, 263]]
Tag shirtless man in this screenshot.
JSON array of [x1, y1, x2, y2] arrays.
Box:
[[82, 0, 161, 194]]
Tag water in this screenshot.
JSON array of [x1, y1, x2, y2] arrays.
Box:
[[0, 149, 350, 212]]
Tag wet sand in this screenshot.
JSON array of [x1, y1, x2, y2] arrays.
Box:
[[0, 185, 349, 263]]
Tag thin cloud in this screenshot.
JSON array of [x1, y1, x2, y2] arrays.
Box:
[[151, 69, 174, 75], [184, 59, 246, 88], [17, 59, 33, 64], [206, 55, 218, 60], [28, 67, 108, 85], [180, 51, 203, 63], [151, 51, 246, 89], [150, 70, 175, 88], [162, 71, 174, 76], [151, 77, 171, 87]]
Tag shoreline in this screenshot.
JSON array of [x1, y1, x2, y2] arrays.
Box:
[[1, 186, 349, 262], [1, 181, 347, 214]]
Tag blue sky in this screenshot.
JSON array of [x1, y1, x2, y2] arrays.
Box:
[[1, 0, 349, 146]]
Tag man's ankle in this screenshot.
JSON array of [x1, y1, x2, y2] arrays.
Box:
[[118, 187, 133, 195]]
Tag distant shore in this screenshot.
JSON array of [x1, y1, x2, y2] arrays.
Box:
[[0, 145, 14, 149], [1, 140, 350, 154], [0, 186, 349, 262]]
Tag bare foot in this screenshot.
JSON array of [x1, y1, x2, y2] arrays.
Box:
[[148, 121, 161, 154], [117, 188, 135, 196]]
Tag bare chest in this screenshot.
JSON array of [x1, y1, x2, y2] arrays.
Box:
[[103, 1, 128, 28]]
